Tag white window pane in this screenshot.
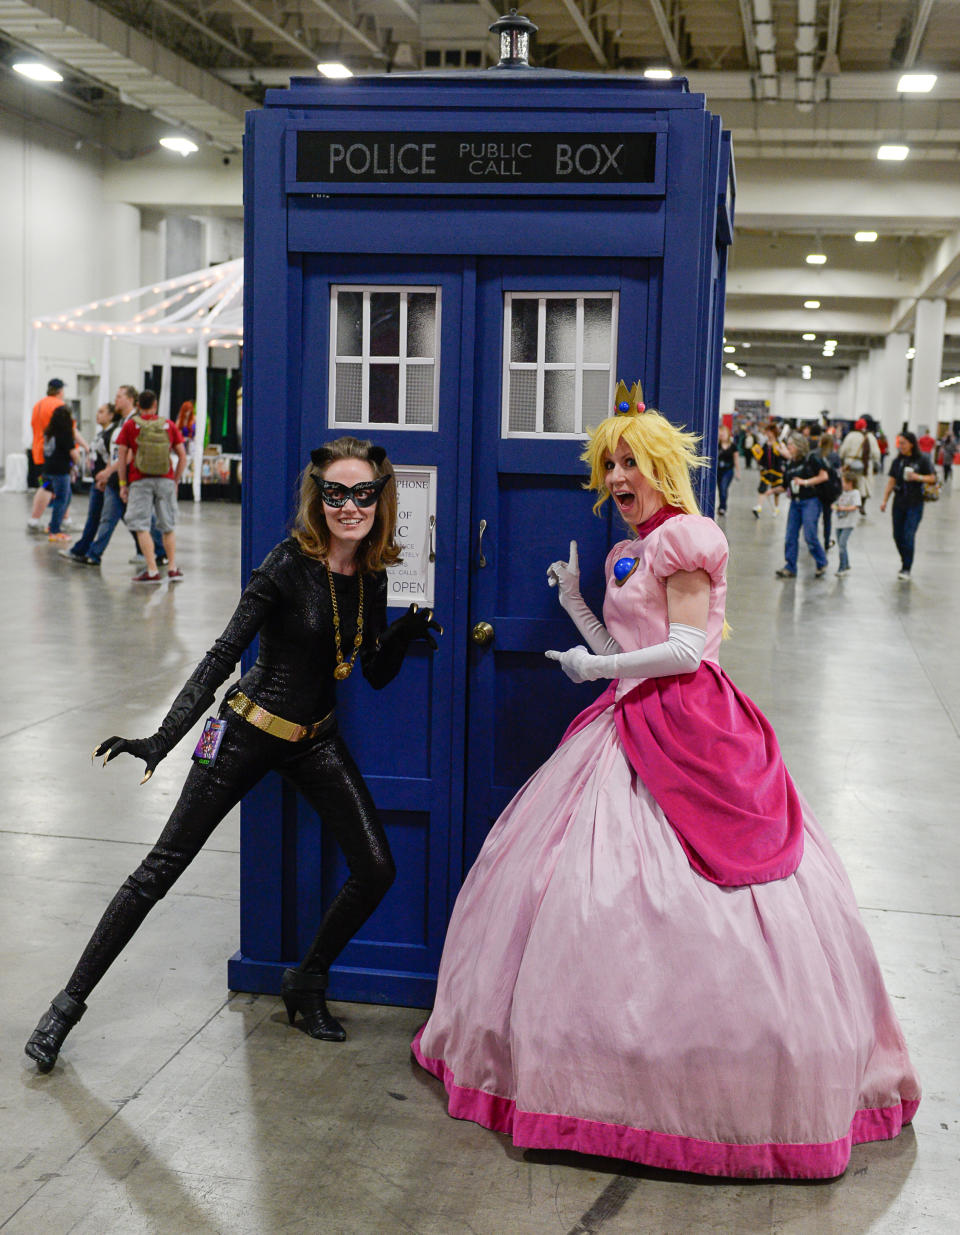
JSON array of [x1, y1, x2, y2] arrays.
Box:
[[510, 299, 538, 363], [370, 293, 400, 356], [336, 291, 363, 356], [405, 365, 435, 425], [335, 362, 362, 422], [407, 294, 436, 358], [544, 371, 575, 433], [508, 370, 538, 432], [582, 370, 610, 426], [545, 299, 576, 362], [583, 299, 612, 363]]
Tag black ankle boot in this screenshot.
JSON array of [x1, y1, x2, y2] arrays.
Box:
[[281, 968, 346, 1042], [25, 991, 87, 1072]]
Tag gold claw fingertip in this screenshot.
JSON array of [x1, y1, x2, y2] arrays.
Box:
[[140, 769, 153, 785], [437, 625, 444, 637], [102, 753, 110, 767]]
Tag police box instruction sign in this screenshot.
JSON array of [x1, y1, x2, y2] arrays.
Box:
[[296, 131, 657, 185], [387, 466, 436, 608]]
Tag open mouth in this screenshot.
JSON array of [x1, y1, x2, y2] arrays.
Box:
[[613, 490, 636, 511]]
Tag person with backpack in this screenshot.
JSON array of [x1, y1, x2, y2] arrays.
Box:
[[115, 390, 187, 582], [839, 419, 880, 516], [815, 431, 843, 548]]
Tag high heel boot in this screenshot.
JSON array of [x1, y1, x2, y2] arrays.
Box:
[[281, 969, 346, 1042], [25, 990, 87, 1072]]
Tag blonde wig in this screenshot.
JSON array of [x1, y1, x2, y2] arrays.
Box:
[[581, 409, 710, 517], [292, 436, 402, 573]]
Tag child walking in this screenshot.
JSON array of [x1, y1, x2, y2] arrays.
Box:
[[834, 469, 862, 576]]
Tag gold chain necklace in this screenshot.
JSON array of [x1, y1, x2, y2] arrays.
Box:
[[326, 561, 364, 680]]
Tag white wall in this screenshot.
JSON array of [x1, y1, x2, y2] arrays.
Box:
[[0, 112, 142, 463], [719, 373, 842, 423]]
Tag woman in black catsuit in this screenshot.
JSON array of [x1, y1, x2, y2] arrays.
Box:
[[26, 436, 441, 1072]]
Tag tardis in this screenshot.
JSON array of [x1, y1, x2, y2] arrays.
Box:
[[230, 44, 734, 1007]]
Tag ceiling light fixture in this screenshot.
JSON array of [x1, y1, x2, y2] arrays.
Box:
[[741, 342, 751, 349], [318, 62, 353, 78], [802, 332, 816, 341], [877, 144, 909, 161], [724, 345, 736, 353], [805, 253, 827, 265], [854, 231, 878, 242], [644, 68, 673, 80], [804, 300, 820, 309], [13, 61, 63, 82], [160, 136, 199, 156], [897, 73, 936, 93]]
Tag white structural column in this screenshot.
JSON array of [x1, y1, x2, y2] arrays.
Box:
[[853, 356, 871, 422], [879, 333, 909, 436], [867, 347, 885, 420], [98, 337, 112, 410], [159, 352, 173, 422], [193, 342, 209, 504], [910, 299, 946, 433]]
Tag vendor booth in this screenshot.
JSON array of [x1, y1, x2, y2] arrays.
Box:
[[233, 43, 734, 1005]]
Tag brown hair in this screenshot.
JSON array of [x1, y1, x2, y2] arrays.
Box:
[[291, 436, 401, 573]]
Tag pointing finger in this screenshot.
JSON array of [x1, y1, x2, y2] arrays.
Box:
[[568, 541, 579, 571]]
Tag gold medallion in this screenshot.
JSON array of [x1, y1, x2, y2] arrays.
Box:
[[334, 662, 353, 681]]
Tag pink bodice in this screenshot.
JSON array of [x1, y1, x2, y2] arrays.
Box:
[[602, 514, 728, 663]]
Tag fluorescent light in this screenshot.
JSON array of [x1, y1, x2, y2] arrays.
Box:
[[854, 231, 878, 242], [160, 136, 198, 156], [644, 68, 673, 80], [802, 333, 816, 341], [877, 144, 909, 161], [801, 365, 812, 380], [804, 300, 820, 309], [805, 253, 827, 265], [725, 362, 739, 371], [741, 342, 751, 349], [13, 61, 63, 82], [318, 62, 353, 78], [897, 73, 936, 93], [824, 339, 838, 347], [723, 345, 736, 353]]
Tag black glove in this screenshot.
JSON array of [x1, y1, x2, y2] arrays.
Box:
[[380, 603, 443, 653], [95, 679, 215, 784]]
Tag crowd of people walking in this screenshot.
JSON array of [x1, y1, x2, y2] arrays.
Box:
[[721, 414, 952, 582], [26, 379, 190, 583]]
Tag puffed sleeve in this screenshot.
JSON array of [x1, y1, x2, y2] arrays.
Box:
[[189, 542, 289, 691], [650, 516, 728, 585]]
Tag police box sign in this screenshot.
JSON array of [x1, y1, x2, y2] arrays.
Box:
[[296, 131, 657, 185]]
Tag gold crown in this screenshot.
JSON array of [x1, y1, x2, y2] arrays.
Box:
[[613, 379, 645, 415]]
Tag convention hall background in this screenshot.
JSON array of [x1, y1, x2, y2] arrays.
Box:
[[1, 4, 958, 1232]]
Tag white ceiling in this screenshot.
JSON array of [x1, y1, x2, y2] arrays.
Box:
[[2, 0, 959, 379]]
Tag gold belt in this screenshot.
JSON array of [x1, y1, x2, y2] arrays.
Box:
[[227, 690, 334, 742]]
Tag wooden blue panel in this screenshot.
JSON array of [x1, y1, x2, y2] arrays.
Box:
[[236, 70, 731, 1005]]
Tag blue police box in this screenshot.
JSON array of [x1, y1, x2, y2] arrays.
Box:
[[229, 51, 734, 1007]]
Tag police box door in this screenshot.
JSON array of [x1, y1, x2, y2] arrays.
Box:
[[273, 254, 469, 1008], [463, 257, 651, 869]]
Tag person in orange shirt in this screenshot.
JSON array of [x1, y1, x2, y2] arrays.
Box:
[[27, 379, 88, 532]]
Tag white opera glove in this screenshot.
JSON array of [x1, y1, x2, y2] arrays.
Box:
[[546, 540, 621, 656], [545, 623, 706, 684]]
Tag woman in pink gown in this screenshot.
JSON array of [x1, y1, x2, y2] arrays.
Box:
[[412, 396, 919, 1180]]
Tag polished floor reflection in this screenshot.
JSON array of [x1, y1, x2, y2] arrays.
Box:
[[2, 477, 956, 1234]]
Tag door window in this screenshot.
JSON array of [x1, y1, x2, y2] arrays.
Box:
[[329, 286, 441, 430], [501, 292, 618, 438]]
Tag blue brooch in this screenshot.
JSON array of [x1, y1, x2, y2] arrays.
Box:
[[613, 556, 638, 586]]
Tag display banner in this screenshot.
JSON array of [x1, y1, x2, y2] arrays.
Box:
[[297, 131, 657, 185], [387, 465, 437, 607]]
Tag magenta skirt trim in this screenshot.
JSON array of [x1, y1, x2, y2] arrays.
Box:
[[411, 1030, 918, 1181]]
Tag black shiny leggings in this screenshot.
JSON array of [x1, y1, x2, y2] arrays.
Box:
[[65, 714, 395, 1003]]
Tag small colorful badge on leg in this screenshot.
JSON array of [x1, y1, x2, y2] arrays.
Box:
[[193, 717, 227, 766]]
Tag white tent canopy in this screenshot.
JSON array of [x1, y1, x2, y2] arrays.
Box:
[[25, 259, 243, 502]]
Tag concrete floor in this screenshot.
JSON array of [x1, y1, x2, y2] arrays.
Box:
[[2, 476, 957, 1234]]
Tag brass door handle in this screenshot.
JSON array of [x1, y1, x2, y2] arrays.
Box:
[[472, 621, 494, 647]]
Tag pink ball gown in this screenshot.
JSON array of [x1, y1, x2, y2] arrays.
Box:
[[413, 513, 919, 1179]]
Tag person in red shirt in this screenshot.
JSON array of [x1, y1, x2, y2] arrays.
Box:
[[27, 379, 89, 531], [115, 390, 187, 582]]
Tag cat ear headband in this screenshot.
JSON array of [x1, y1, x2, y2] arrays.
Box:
[[310, 444, 387, 468]]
